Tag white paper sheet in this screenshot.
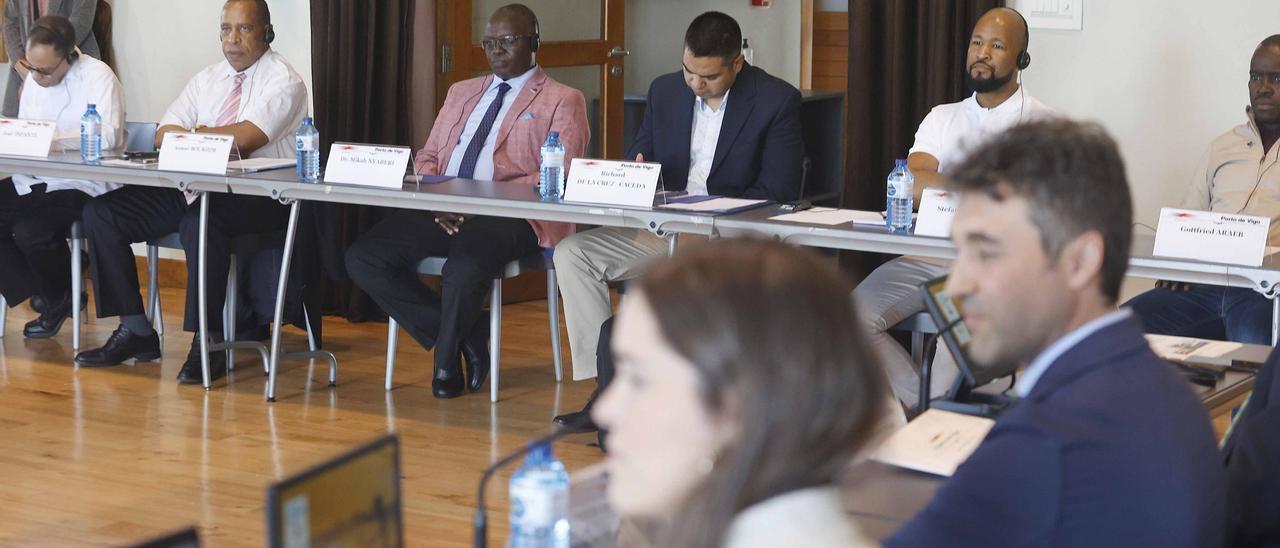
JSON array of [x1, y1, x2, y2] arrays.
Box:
[[659, 197, 766, 212], [770, 207, 884, 226], [872, 408, 995, 477], [228, 157, 296, 172]]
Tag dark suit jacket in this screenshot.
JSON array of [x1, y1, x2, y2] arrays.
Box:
[[888, 317, 1226, 548], [626, 64, 803, 202], [1221, 345, 1280, 547]]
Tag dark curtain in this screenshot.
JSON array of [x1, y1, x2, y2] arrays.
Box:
[[842, 0, 1001, 277], [310, 0, 417, 321]]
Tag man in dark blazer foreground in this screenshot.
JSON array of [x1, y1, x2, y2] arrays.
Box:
[[552, 11, 803, 431], [887, 120, 1225, 547], [1221, 346, 1280, 546]]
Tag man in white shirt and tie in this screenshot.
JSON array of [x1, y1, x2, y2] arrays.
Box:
[[0, 15, 122, 339], [75, 0, 308, 386]]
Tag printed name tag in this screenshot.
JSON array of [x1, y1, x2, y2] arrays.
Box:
[[1153, 208, 1271, 267], [158, 133, 234, 174], [0, 118, 55, 157], [563, 158, 662, 208], [323, 142, 412, 188], [914, 188, 958, 238]]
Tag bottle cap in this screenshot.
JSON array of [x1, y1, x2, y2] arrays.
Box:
[[548, 131, 560, 139], [87, 104, 96, 109], [303, 116, 314, 125]]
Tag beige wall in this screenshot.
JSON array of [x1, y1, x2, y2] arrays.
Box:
[[1020, 0, 1280, 229]]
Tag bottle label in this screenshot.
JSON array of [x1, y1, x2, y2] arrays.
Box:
[[297, 135, 318, 152], [81, 121, 99, 134], [541, 150, 564, 169], [510, 479, 566, 528], [888, 177, 910, 199]]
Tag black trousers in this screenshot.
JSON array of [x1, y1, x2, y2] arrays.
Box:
[[344, 210, 540, 373], [0, 180, 90, 306], [82, 186, 289, 332]]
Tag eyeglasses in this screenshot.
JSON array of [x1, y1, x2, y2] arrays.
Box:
[[480, 34, 532, 52], [19, 57, 65, 77]]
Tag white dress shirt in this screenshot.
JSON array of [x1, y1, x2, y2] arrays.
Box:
[[1015, 308, 1132, 397], [443, 65, 538, 181], [159, 49, 309, 159], [686, 90, 729, 196], [909, 86, 1056, 171], [13, 51, 124, 197]]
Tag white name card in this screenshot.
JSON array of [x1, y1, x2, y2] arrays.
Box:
[[323, 143, 412, 188], [914, 188, 958, 238], [0, 118, 55, 157], [563, 158, 662, 208], [158, 133, 234, 174], [1153, 208, 1271, 267]]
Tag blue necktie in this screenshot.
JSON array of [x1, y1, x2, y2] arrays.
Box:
[[458, 82, 511, 179]]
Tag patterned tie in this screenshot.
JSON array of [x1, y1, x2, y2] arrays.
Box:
[[215, 73, 247, 128], [457, 82, 511, 179]]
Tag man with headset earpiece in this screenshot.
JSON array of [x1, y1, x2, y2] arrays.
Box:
[[852, 7, 1059, 408], [0, 15, 122, 339], [1123, 35, 1280, 346], [75, 0, 309, 386], [2, 0, 101, 118]]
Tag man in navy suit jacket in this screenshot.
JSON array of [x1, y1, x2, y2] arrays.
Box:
[[551, 11, 803, 434], [1221, 346, 1280, 546], [887, 120, 1226, 547]]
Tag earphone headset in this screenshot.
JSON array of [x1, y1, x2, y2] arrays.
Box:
[[1009, 8, 1031, 70], [265, 24, 275, 44], [529, 16, 540, 52]]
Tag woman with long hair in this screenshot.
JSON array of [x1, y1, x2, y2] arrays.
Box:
[[593, 239, 888, 547]]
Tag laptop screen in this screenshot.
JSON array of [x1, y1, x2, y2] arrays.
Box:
[[266, 434, 403, 548]]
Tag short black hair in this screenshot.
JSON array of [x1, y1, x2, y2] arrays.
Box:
[[684, 11, 742, 63], [28, 15, 76, 56], [494, 3, 539, 36], [946, 120, 1133, 303], [226, 0, 272, 26]]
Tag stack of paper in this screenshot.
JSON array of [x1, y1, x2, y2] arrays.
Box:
[[872, 408, 995, 477], [1145, 334, 1271, 368], [769, 207, 885, 226]]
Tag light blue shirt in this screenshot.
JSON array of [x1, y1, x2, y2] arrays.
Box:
[[1015, 309, 1133, 397], [444, 65, 538, 181]]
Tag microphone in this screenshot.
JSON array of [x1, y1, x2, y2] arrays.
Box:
[[474, 428, 574, 548]]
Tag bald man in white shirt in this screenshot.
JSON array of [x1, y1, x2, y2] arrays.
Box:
[[854, 8, 1057, 408], [0, 15, 122, 339], [75, 0, 308, 386]]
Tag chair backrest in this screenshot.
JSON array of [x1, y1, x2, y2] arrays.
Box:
[[125, 122, 158, 152]]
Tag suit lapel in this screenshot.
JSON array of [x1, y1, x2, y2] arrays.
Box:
[[439, 75, 493, 165], [495, 67, 546, 151], [1025, 317, 1150, 401], [673, 85, 694, 174], [709, 66, 757, 178]]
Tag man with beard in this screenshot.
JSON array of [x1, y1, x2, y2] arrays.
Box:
[[887, 120, 1224, 548], [853, 7, 1057, 408], [1123, 36, 1280, 345]]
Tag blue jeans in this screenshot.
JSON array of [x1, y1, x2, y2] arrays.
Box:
[[1124, 285, 1274, 344]]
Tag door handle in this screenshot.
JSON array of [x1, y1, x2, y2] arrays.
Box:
[[608, 46, 630, 58]]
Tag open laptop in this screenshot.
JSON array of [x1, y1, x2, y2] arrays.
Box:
[[918, 275, 1015, 417], [266, 434, 403, 548]]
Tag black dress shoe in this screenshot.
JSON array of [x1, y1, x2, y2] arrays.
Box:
[[177, 336, 228, 385], [553, 390, 600, 433], [432, 355, 466, 399], [462, 323, 491, 393], [29, 294, 47, 314], [22, 292, 74, 339], [74, 325, 162, 367]]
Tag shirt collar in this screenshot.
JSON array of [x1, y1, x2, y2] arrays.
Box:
[[487, 64, 538, 94], [695, 89, 730, 115], [220, 50, 269, 81], [1015, 308, 1132, 397], [964, 85, 1027, 115]]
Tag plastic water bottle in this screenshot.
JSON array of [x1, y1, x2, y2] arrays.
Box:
[[80, 104, 102, 165], [742, 38, 754, 65], [296, 117, 320, 183], [539, 131, 565, 200], [508, 443, 570, 548], [886, 159, 914, 232]]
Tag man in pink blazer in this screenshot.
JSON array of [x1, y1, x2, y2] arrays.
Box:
[[345, 3, 588, 399]]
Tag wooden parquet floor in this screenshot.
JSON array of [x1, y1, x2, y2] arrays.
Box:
[[0, 288, 602, 547]]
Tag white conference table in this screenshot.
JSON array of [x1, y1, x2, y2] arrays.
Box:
[[1, 151, 1277, 400]]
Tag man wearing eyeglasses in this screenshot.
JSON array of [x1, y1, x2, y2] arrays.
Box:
[[346, 4, 586, 399], [2, 0, 101, 117], [75, 0, 308, 386], [0, 15, 121, 339]]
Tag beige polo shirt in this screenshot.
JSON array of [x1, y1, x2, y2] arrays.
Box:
[[1184, 111, 1280, 244]]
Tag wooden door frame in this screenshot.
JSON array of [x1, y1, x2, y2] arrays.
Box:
[[436, 0, 626, 159]]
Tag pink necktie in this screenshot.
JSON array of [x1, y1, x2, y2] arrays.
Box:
[[215, 73, 246, 128]]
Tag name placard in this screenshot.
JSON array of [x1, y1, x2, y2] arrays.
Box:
[[914, 188, 958, 238], [0, 118, 55, 158], [1153, 208, 1271, 267], [158, 133, 234, 174], [324, 143, 412, 188], [563, 158, 661, 208]]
